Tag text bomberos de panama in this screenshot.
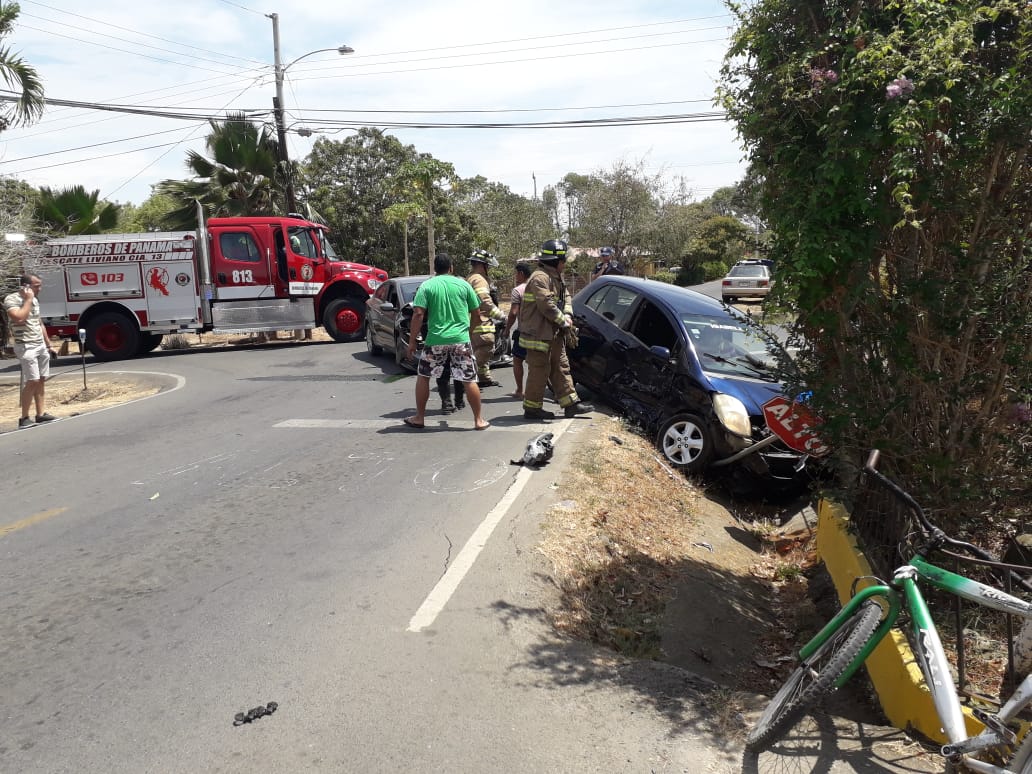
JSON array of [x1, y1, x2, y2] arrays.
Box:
[[49, 240, 190, 264]]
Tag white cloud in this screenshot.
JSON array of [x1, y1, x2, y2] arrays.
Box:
[[1, 0, 746, 205]]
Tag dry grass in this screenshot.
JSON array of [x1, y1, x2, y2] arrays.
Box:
[[539, 416, 706, 658], [0, 372, 160, 433]]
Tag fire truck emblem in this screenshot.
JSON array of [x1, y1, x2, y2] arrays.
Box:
[[147, 267, 170, 296], [175, 272, 190, 286], [300, 264, 314, 281]]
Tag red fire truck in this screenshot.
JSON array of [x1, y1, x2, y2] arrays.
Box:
[[33, 213, 388, 361]]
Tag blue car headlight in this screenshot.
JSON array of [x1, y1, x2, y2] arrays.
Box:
[[712, 393, 751, 437]]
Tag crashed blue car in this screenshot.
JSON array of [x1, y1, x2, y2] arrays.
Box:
[[569, 276, 809, 483]]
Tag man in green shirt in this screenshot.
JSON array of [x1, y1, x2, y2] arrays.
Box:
[[403, 253, 490, 430]]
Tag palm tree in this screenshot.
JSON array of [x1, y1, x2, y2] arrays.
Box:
[[157, 114, 286, 229], [33, 186, 120, 235], [0, 1, 44, 131]]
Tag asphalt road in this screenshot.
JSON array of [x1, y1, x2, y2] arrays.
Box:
[[0, 341, 728, 773]]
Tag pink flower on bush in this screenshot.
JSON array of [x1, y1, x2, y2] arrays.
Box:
[[809, 68, 839, 90], [886, 76, 915, 100]]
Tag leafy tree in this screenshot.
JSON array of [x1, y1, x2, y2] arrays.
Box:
[[0, 2, 44, 131], [685, 215, 751, 280], [576, 160, 662, 273], [542, 172, 594, 242], [117, 190, 176, 232], [395, 156, 456, 264], [156, 114, 284, 228], [33, 185, 120, 235], [452, 175, 552, 263], [0, 177, 44, 348], [302, 129, 419, 270], [652, 200, 715, 283], [382, 201, 423, 276], [720, 0, 1031, 524]]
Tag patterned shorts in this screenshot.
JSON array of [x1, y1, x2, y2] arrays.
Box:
[[416, 342, 478, 382]]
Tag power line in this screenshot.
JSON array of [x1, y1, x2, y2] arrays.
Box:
[[20, 5, 266, 66], [17, 22, 256, 77], [104, 77, 267, 199], [291, 38, 730, 82], [349, 15, 731, 60]]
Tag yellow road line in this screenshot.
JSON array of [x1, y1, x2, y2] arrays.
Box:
[[0, 507, 68, 539]]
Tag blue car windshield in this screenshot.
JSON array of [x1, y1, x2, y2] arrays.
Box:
[[682, 314, 779, 380]]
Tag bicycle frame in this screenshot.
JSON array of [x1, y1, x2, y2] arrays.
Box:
[[797, 553, 1032, 773]]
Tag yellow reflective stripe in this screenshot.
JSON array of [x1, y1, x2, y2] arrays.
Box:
[[522, 337, 550, 352], [523, 399, 544, 409], [472, 324, 494, 334], [523, 292, 537, 301]]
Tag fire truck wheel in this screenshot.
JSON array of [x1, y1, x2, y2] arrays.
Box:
[[86, 311, 140, 362], [323, 299, 365, 343]]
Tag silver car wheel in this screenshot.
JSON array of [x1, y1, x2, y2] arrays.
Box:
[[657, 413, 712, 472]]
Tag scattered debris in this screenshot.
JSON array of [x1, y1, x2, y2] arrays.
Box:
[[608, 435, 624, 445], [511, 432, 555, 468], [149, 493, 160, 500], [234, 701, 278, 726], [692, 541, 714, 552]]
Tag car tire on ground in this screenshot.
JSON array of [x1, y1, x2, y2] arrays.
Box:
[[365, 323, 383, 356], [657, 413, 713, 473], [724, 296, 737, 304]]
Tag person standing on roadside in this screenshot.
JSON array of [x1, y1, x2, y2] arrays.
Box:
[[3, 273, 57, 429], [403, 253, 489, 431], [504, 260, 533, 400], [519, 240, 593, 421], [590, 246, 624, 283], [466, 249, 506, 388]]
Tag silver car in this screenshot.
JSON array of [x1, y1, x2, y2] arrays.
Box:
[[721, 261, 772, 303]]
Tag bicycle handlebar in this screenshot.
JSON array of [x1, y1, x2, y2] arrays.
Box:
[[863, 450, 1032, 594]]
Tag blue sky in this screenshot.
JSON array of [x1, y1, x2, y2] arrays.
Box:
[[0, 0, 747, 207]]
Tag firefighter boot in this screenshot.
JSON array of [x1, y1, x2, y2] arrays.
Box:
[[453, 380, 466, 411], [437, 376, 455, 414]]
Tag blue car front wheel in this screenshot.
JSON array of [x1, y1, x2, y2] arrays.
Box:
[[657, 413, 712, 473]]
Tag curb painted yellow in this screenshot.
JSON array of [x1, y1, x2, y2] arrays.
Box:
[[816, 498, 983, 744]]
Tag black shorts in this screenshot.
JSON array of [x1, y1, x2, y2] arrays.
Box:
[[511, 331, 527, 359]]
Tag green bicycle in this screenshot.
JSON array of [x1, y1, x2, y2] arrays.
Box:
[[746, 450, 1032, 773]]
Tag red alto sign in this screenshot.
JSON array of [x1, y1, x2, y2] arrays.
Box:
[[762, 396, 830, 457]]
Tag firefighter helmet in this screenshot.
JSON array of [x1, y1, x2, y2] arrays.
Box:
[[539, 239, 568, 264], [469, 249, 498, 268]]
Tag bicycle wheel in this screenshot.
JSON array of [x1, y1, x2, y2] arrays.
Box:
[[746, 598, 884, 752]]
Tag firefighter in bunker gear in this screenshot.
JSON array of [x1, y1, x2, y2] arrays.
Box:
[[518, 239, 594, 420], [466, 249, 505, 387]]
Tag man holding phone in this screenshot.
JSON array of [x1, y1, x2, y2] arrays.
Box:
[[3, 273, 57, 429]]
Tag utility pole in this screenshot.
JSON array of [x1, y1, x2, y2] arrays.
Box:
[[532, 172, 537, 200], [268, 12, 297, 214]]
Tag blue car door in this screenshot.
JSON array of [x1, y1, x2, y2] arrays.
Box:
[[572, 285, 642, 393], [610, 298, 682, 424]]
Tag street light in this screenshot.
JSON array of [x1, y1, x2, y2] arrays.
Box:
[[267, 12, 353, 213]]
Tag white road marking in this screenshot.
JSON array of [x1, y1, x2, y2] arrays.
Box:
[[406, 420, 572, 633]]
